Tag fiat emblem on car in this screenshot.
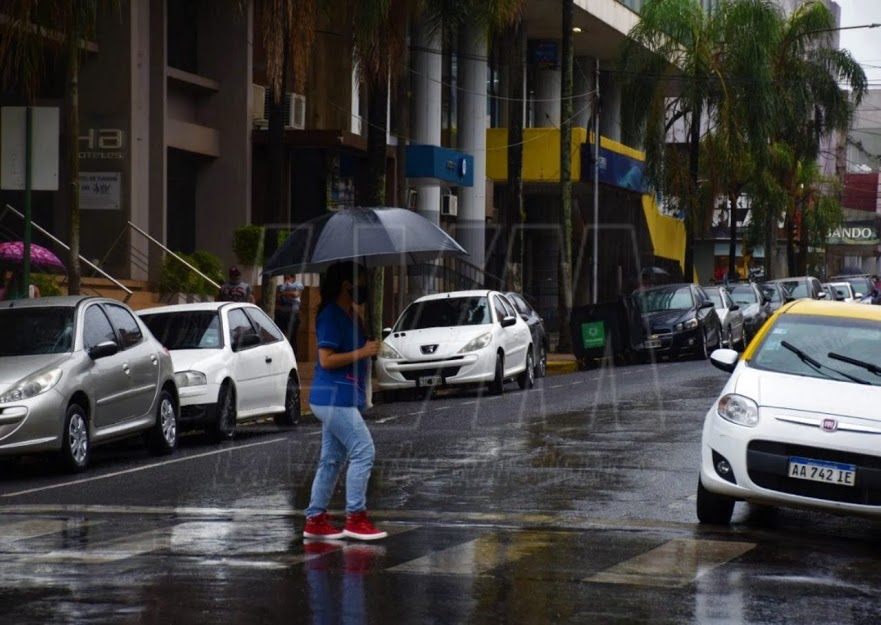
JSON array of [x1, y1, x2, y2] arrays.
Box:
[[421, 344, 438, 355], [822, 418, 838, 432]]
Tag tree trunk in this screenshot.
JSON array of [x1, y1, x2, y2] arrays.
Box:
[[507, 19, 525, 292], [684, 108, 701, 282], [764, 203, 776, 280], [797, 197, 808, 275], [727, 193, 738, 279], [556, 0, 574, 353], [364, 81, 389, 339], [261, 28, 290, 316], [67, 34, 82, 295], [785, 211, 796, 277]]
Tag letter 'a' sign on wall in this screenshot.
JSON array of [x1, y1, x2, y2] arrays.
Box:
[[0, 107, 60, 191]]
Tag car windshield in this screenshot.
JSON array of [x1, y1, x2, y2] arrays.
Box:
[[0, 307, 75, 356], [842, 277, 873, 296], [832, 285, 851, 299], [760, 285, 783, 303], [751, 314, 881, 386], [730, 287, 757, 305], [636, 287, 694, 313], [704, 289, 723, 308], [141, 311, 222, 349], [777, 280, 807, 298], [395, 296, 491, 331]]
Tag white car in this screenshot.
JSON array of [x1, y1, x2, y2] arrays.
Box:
[[703, 286, 745, 351], [376, 290, 534, 396], [698, 299, 881, 524], [139, 302, 300, 440], [826, 281, 855, 303]]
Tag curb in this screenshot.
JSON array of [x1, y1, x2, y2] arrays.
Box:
[[546, 360, 578, 375]]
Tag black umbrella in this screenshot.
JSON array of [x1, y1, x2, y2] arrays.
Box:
[[263, 206, 468, 275]]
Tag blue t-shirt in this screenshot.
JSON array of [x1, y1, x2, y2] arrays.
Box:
[[309, 303, 369, 409]]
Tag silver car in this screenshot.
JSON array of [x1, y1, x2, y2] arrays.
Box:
[[703, 286, 745, 351], [0, 296, 179, 472]]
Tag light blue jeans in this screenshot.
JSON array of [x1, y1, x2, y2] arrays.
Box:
[[305, 404, 376, 518]]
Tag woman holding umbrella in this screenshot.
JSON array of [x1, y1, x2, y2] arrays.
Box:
[[0, 266, 40, 301], [302, 261, 386, 541]]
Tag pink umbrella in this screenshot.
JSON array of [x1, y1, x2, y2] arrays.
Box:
[[0, 241, 66, 272]]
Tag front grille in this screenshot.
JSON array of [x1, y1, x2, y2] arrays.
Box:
[[400, 367, 462, 382], [399, 356, 464, 366], [747, 440, 881, 505]]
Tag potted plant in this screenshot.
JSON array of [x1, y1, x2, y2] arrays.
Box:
[[159, 250, 225, 303]]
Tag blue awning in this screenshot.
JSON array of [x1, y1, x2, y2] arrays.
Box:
[[406, 145, 473, 187]]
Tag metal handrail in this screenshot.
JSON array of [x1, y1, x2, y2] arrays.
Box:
[[127, 221, 221, 290], [2, 204, 134, 302]]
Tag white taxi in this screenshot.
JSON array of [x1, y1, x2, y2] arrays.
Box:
[[698, 299, 881, 524], [376, 290, 534, 397]]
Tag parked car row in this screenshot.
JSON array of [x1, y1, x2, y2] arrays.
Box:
[[0, 296, 299, 473], [376, 290, 547, 399]]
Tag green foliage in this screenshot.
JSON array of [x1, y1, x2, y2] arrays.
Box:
[[232, 225, 264, 266], [159, 250, 224, 296], [31, 273, 62, 296]]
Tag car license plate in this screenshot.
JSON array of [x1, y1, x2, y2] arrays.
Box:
[[645, 339, 661, 349], [788, 456, 856, 487], [419, 375, 441, 387]]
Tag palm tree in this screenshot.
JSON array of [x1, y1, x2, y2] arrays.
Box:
[[557, 0, 575, 352], [0, 1, 118, 295], [252, 0, 320, 315], [619, 0, 778, 282]]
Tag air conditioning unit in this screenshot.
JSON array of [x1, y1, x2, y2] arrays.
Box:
[[441, 194, 458, 218], [259, 90, 307, 130]]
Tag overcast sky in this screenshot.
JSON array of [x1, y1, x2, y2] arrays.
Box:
[[837, 0, 881, 85]]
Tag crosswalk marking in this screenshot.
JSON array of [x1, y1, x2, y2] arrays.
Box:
[[0, 518, 103, 545], [388, 532, 555, 576], [587, 538, 755, 588]]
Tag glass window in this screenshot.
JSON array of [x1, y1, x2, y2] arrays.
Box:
[[394, 297, 491, 331], [83, 306, 118, 351], [507, 293, 531, 316], [777, 280, 808, 299], [752, 315, 881, 386], [141, 311, 222, 350], [705, 288, 723, 308], [227, 308, 257, 351], [499, 295, 517, 319], [760, 285, 782, 303], [104, 305, 144, 349], [492, 296, 508, 322], [0, 307, 75, 356], [730, 286, 758, 305], [636, 287, 694, 312], [244, 307, 285, 344]]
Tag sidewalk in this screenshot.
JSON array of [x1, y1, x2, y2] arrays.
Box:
[[295, 352, 578, 413]]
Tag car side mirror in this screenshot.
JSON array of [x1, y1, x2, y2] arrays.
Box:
[[382, 327, 392, 340], [818, 292, 827, 300], [500, 315, 517, 328], [701, 300, 715, 309], [88, 340, 119, 360], [236, 332, 261, 350], [729, 304, 740, 311], [710, 348, 739, 373], [854, 292, 864, 298]]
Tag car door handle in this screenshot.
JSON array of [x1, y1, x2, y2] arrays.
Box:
[[265, 356, 272, 363], [150, 355, 158, 366], [122, 364, 131, 375]]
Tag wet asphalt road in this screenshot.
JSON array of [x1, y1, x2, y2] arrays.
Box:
[[1, 360, 881, 624]]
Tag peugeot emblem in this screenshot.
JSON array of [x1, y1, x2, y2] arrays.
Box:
[[421, 344, 438, 355], [821, 418, 838, 433]]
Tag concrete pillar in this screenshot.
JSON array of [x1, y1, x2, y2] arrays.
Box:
[[457, 23, 488, 269], [573, 56, 593, 130], [599, 72, 622, 143], [130, 0, 151, 280], [533, 63, 561, 128], [411, 21, 443, 225], [147, 0, 167, 280]]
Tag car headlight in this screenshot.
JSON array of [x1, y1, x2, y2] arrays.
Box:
[[675, 318, 699, 331], [379, 343, 402, 360], [0, 368, 63, 404], [458, 331, 493, 354], [717, 394, 759, 427], [174, 370, 207, 388]]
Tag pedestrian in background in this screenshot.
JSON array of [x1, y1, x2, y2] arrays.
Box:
[[0, 266, 40, 301], [303, 261, 386, 541], [275, 275, 303, 353], [217, 265, 254, 303]]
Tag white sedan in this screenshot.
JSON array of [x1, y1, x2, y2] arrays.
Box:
[[698, 299, 881, 524], [139, 302, 300, 440], [376, 290, 534, 397]]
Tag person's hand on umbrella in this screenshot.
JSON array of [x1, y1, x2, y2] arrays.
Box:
[[359, 340, 380, 359]]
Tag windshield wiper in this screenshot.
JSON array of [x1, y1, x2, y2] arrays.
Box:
[[828, 352, 881, 377], [780, 341, 870, 385]]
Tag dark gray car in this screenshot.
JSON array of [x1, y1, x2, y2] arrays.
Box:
[[0, 296, 179, 472], [505, 292, 549, 378]]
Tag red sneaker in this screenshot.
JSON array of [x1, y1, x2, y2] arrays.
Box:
[[343, 511, 388, 541], [303, 512, 346, 539]]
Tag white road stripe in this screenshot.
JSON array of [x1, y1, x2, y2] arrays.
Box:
[[549, 384, 564, 389], [0, 437, 288, 498], [388, 533, 555, 575], [570, 381, 584, 386], [0, 518, 103, 545], [587, 538, 755, 588]]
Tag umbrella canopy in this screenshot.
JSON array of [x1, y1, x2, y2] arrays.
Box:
[[0, 242, 66, 272], [263, 207, 468, 275]]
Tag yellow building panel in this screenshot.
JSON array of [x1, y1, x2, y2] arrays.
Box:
[[486, 128, 587, 182]]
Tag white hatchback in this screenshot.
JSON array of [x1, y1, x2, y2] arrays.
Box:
[[139, 302, 300, 439], [376, 290, 534, 397], [698, 299, 881, 524]]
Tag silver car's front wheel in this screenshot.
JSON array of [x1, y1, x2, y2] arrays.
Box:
[[60, 404, 90, 473], [147, 390, 177, 455]]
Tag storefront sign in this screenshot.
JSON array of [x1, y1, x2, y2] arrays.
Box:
[[827, 220, 879, 246], [79, 128, 126, 160], [79, 172, 121, 210], [581, 142, 648, 194]]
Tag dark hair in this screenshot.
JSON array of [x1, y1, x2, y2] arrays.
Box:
[[318, 262, 365, 313]]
